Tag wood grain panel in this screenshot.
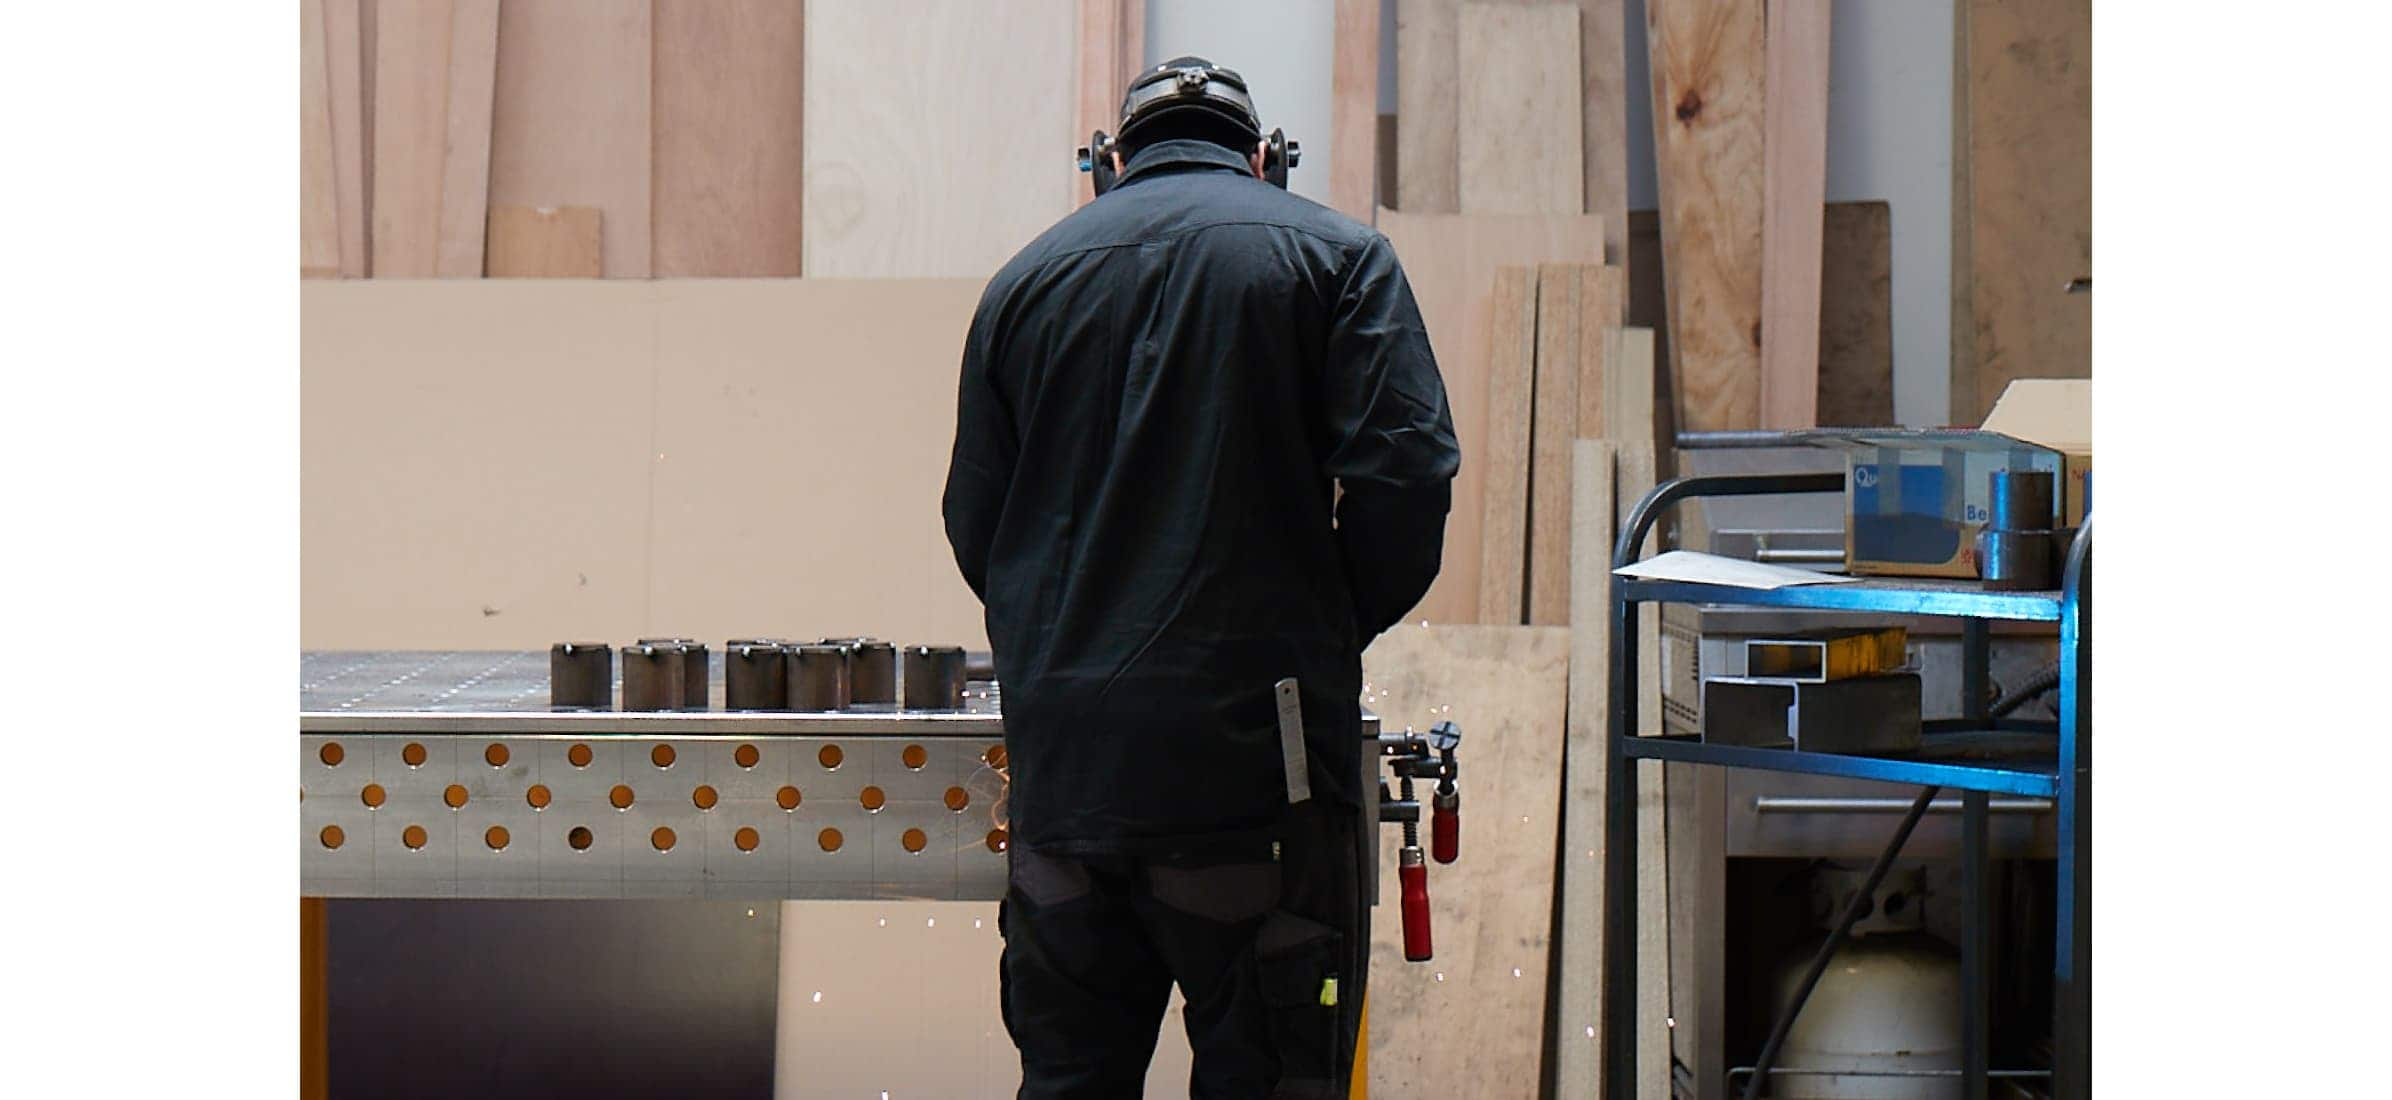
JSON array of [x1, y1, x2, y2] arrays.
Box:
[[1458, 2, 1582, 215], [653, 0, 807, 276], [1554, 438, 1614, 1099], [1073, 0, 1143, 211], [323, 0, 370, 276], [1951, 0, 2090, 423], [490, 0, 653, 277], [1329, 0, 1381, 221], [1759, 0, 1830, 428], [1645, 0, 1765, 432], [370, 0, 452, 277], [1395, 0, 1458, 212], [1575, 263, 1626, 438], [803, 0, 1075, 277], [1362, 624, 1569, 1100], [1528, 263, 1585, 626], [302, 0, 341, 278], [1819, 201, 1894, 427], [435, 0, 499, 277], [486, 205, 603, 277], [1478, 265, 1537, 626], [1577, 0, 1629, 264], [1375, 209, 1606, 624]]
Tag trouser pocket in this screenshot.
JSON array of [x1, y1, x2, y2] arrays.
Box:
[[1254, 910, 1344, 1100]]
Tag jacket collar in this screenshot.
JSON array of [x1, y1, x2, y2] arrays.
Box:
[[1116, 139, 1256, 188]]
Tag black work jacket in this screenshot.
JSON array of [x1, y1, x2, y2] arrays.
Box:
[[942, 139, 1460, 855]]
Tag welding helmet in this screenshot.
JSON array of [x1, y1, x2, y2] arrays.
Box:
[[1078, 56, 1300, 197]]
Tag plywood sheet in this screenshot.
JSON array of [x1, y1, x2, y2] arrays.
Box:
[[1458, 3, 1582, 215], [653, 0, 807, 276], [1477, 265, 1537, 626], [1819, 200, 1894, 427], [490, 0, 653, 277], [1553, 439, 1615, 1099], [803, 0, 1075, 277], [486, 205, 603, 277], [1375, 209, 1606, 624], [1759, 0, 1830, 428], [1361, 624, 1570, 1100], [370, 0, 452, 277], [1072, 0, 1143, 212], [435, 0, 499, 277], [1329, 0, 1382, 221], [1646, 0, 1765, 432], [1575, 264, 1626, 437], [301, 280, 995, 650], [647, 280, 990, 647], [1528, 264, 1585, 626], [323, 0, 370, 276], [1577, 0, 1630, 264], [1951, 0, 2090, 423], [1395, 0, 1458, 213], [302, 0, 341, 278]]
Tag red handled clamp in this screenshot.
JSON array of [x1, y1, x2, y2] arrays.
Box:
[[1377, 720, 1462, 963]]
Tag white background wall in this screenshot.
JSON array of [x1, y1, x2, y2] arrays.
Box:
[[1153, 0, 1958, 427]]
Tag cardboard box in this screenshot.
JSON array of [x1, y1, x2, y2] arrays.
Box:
[[1802, 380, 2090, 579], [1980, 379, 2092, 528]]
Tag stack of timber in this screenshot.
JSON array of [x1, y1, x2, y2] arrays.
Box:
[[297, 1, 1137, 281]]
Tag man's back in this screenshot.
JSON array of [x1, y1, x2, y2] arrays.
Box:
[[944, 138, 1458, 856]]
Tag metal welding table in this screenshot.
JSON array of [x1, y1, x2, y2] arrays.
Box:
[[1599, 474, 2091, 1100]]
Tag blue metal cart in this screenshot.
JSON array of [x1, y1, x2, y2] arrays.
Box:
[[1600, 472, 2090, 1099]]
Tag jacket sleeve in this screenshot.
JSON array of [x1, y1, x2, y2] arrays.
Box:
[[1322, 234, 1462, 640], [942, 308, 1015, 602]]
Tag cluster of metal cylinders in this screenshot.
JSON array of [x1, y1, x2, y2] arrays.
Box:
[[547, 639, 970, 712]]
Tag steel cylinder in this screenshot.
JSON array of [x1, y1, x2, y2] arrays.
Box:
[[840, 639, 897, 704], [903, 645, 968, 710], [1987, 469, 2056, 531], [1977, 529, 2056, 591], [621, 643, 684, 711], [724, 642, 789, 711], [548, 642, 613, 709], [637, 638, 709, 710], [788, 645, 851, 711]]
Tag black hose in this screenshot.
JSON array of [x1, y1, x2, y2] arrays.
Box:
[[1740, 786, 1942, 1100], [1990, 661, 2062, 718]]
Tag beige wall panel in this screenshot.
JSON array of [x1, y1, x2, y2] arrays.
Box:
[[302, 280, 992, 651], [803, 0, 1075, 277], [302, 281, 657, 648], [646, 279, 989, 649]]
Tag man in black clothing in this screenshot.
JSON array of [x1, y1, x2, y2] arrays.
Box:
[[943, 57, 1459, 1099]]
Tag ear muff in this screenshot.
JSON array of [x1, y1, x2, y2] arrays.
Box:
[[1263, 128, 1301, 190], [1077, 130, 1119, 197], [1074, 58, 1301, 199]]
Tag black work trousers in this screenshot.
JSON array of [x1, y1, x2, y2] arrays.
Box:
[[999, 800, 1370, 1099]]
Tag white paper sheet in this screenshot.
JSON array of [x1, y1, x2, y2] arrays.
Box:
[[1612, 550, 1861, 590]]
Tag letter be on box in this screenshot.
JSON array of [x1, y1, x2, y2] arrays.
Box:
[[1806, 380, 2091, 579]]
